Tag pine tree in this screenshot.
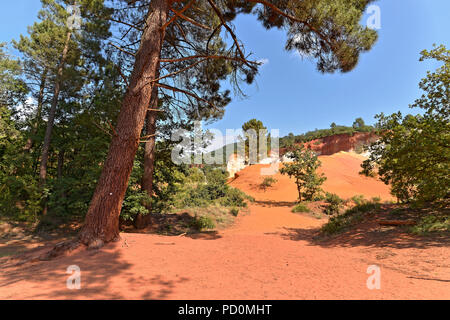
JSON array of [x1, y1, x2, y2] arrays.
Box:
[[80, 0, 378, 246]]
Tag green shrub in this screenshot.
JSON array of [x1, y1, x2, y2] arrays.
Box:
[[410, 215, 450, 235], [371, 196, 381, 203], [219, 187, 249, 208], [121, 190, 151, 222], [321, 201, 381, 235], [230, 208, 240, 217], [260, 177, 277, 191], [351, 195, 366, 206], [292, 203, 310, 213], [312, 193, 326, 201], [324, 193, 344, 215], [190, 215, 216, 231]]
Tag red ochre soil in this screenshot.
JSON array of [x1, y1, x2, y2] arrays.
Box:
[[230, 152, 394, 202], [304, 132, 379, 156], [0, 153, 449, 300]]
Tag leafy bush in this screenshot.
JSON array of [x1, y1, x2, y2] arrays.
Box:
[[410, 215, 450, 235], [351, 195, 366, 206], [260, 177, 277, 191], [175, 168, 250, 209], [230, 208, 240, 217], [121, 190, 151, 222], [324, 193, 344, 215], [371, 196, 381, 203], [292, 203, 310, 213], [219, 187, 249, 208], [321, 201, 381, 235], [190, 215, 216, 231]]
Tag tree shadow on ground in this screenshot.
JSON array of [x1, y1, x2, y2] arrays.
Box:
[[277, 224, 450, 250], [122, 212, 224, 240], [0, 241, 188, 299], [254, 200, 298, 208]]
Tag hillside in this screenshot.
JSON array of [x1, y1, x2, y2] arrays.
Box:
[[230, 152, 393, 202]]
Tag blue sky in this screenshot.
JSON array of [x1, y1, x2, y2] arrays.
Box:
[[1, 0, 449, 140]]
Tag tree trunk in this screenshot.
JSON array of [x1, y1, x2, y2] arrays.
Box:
[[297, 180, 302, 202], [79, 0, 169, 246], [39, 31, 72, 187], [57, 149, 65, 180], [25, 67, 48, 152], [135, 85, 158, 229]]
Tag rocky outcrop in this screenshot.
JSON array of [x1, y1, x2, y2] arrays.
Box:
[[284, 132, 379, 156], [227, 132, 379, 177]]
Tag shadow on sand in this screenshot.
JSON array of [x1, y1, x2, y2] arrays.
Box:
[[273, 224, 450, 250], [0, 241, 189, 299]]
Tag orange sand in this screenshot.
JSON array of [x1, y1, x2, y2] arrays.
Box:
[[230, 152, 393, 202], [1, 152, 448, 300]]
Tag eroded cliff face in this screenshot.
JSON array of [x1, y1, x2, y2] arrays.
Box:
[[302, 132, 379, 156], [227, 132, 379, 177]]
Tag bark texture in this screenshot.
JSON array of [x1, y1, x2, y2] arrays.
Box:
[[80, 0, 169, 245]]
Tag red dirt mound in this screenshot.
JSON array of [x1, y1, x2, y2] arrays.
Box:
[[230, 152, 393, 202]]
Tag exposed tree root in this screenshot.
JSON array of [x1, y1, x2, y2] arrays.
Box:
[[38, 239, 83, 261]]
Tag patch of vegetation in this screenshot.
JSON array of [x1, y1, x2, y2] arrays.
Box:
[[321, 201, 381, 235], [230, 208, 240, 217], [279, 118, 375, 149], [351, 194, 366, 206], [410, 214, 450, 235], [361, 45, 450, 204], [292, 203, 310, 213], [260, 177, 278, 191], [174, 168, 252, 210], [190, 215, 216, 231], [323, 193, 345, 215], [280, 145, 326, 202]]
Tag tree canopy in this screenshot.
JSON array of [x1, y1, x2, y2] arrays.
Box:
[[361, 45, 449, 203]]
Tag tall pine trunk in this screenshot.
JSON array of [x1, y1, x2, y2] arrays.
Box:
[[25, 67, 48, 152], [39, 31, 72, 187], [135, 85, 158, 229], [79, 0, 169, 246]]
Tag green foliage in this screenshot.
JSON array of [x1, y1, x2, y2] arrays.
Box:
[[323, 193, 345, 215], [0, 43, 28, 108], [321, 201, 381, 235], [260, 177, 277, 191], [351, 194, 366, 206], [292, 203, 310, 213], [362, 45, 450, 203], [190, 215, 216, 231], [173, 168, 250, 210], [279, 121, 375, 149], [410, 214, 450, 235], [240, 119, 269, 162], [280, 146, 326, 202], [230, 208, 240, 217], [0, 0, 379, 231]]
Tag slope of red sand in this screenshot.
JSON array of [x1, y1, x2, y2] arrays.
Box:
[[230, 152, 393, 202], [1, 152, 448, 300]]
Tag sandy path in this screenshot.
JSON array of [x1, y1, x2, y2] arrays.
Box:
[[1, 203, 448, 300]]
